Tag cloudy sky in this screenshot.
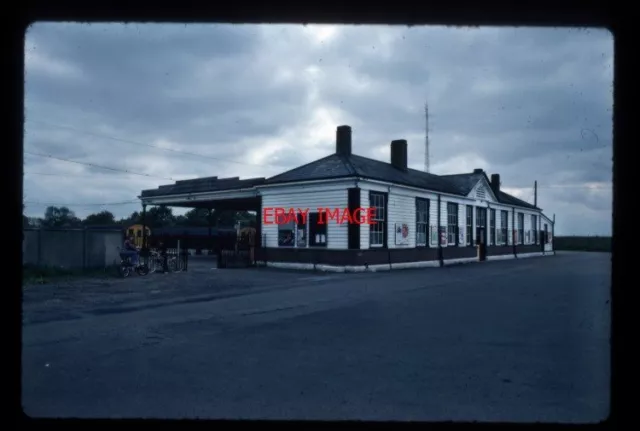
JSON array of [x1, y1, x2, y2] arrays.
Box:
[[23, 23, 613, 235]]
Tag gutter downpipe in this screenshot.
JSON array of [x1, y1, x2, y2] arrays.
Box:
[[388, 186, 392, 270], [487, 202, 492, 261], [512, 207, 517, 258], [437, 194, 443, 267], [552, 213, 556, 256]]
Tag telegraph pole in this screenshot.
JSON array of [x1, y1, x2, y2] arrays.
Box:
[[424, 101, 430, 173]]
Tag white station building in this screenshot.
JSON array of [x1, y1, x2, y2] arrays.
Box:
[[140, 125, 554, 271]]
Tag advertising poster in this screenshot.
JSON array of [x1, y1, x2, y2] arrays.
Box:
[[296, 228, 306, 247], [395, 223, 410, 245], [439, 226, 447, 246], [458, 230, 464, 245], [430, 226, 438, 246]]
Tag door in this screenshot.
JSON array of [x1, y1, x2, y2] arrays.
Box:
[[475, 207, 487, 260]]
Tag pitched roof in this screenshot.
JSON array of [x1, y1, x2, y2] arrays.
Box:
[[140, 152, 539, 210], [496, 191, 539, 210], [438, 172, 486, 195], [264, 153, 540, 209], [264, 153, 459, 194], [440, 172, 539, 210]]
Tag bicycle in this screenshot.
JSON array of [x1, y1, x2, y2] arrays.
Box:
[[147, 250, 163, 273], [117, 247, 149, 277], [146, 248, 185, 273]]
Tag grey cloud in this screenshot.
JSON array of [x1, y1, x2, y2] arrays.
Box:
[[317, 27, 612, 159], [25, 23, 310, 146], [22, 24, 613, 234]]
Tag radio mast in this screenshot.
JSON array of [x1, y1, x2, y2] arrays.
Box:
[[424, 101, 430, 173]]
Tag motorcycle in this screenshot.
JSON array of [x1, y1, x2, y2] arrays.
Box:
[[118, 250, 149, 277]]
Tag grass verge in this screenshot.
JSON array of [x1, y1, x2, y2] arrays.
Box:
[[554, 236, 611, 252]]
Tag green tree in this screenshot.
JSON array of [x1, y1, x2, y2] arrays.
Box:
[[118, 210, 141, 226], [173, 214, 188, 226], [144, 205, 175, 228], [42, 206, 82, 228], [83, 210, 116, 226], [182, 208, 211, 226]]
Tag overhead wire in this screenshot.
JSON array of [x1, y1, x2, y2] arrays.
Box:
[[24, 150, 175, 181], [25, 119, 282, 168]]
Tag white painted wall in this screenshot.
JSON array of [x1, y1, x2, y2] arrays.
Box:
[[260, 181, 354, 249], [387, 192, 416, 248], [260, 178, 552, 255]]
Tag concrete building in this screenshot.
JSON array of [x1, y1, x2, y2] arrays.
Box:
[[139, 125, 554, 271]]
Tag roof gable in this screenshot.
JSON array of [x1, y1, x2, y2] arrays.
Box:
[[440, 172, 539, 210], [439, 172, 484, 196], [466, 177, 499, 203]]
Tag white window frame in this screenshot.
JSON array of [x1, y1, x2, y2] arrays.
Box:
[[475, 206, 487, 245], [369, 192, 385, 248], [517, 212, 524, 245], [500, 210, 508, 245], [489, 208, 496, 246], [447, 202, 458, 246], [465, 205, 473, 246], [416, 198, 429, 247]]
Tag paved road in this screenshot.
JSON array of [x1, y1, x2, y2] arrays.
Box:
[[22, 252, 610, 422]]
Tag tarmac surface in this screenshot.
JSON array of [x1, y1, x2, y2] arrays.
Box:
[[21, 252, 611, 422]]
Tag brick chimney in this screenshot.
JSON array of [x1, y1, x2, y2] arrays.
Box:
[[390, 140, 408, 171], [336, 125, 352, 155], [491, 173, 501, 195]]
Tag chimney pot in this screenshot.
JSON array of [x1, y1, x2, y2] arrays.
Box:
[[336, 125, 352, 155], [491, 173, 501, 195], [473, 168, 483, 174], [390, 139, 408, 171]]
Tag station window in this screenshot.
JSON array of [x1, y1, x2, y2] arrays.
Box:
[[309, 212, 327, 247], [369, 192, 386, 247], [447, 202, 458, 245], [416, 198, 429, 247]]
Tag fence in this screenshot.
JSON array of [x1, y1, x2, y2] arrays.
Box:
[[23, 228, 123, 270], [143, 244, 189, 272]]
